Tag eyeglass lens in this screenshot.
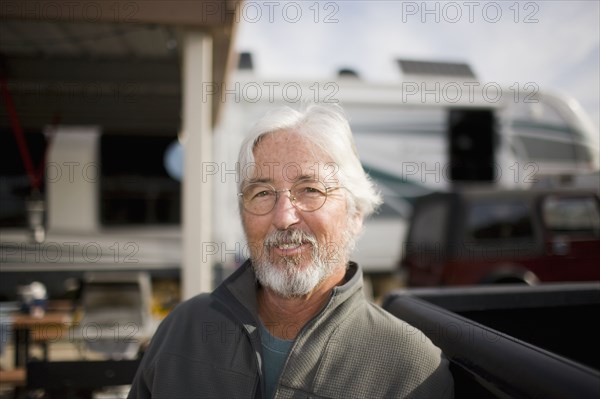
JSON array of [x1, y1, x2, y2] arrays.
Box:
[[241, 181, 329, 215]]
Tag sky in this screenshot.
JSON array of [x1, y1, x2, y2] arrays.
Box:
[[234, 0, 600, 130]]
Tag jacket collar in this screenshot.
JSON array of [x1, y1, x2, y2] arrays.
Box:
[[211, 259, 364, 331]]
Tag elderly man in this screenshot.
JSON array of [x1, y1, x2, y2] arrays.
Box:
[[128, 104, 454, 398]]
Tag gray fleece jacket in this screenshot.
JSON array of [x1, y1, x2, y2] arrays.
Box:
[[128, 261, 454, 399]]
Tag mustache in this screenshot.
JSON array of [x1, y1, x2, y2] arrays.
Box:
[[264, 229, 318, 248]]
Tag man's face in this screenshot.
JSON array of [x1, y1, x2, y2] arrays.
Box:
[[241, 130, 359, 297]]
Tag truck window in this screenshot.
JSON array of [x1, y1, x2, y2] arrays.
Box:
[[466, 200, 533, 241], [542, 196, 600, 235], [409, 200, 448, 246]]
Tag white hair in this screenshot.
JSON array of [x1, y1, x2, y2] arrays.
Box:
[[237, 103, 382, 219]]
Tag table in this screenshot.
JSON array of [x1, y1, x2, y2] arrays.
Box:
[[10, 311, 73, 367]]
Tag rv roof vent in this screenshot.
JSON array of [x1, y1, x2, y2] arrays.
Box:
[[397, 59, 476, 79], [338, 68, 360, 79], [238, 52, 253, 70]]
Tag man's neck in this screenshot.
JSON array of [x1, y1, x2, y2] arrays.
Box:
[[257, 267, 346, 340]]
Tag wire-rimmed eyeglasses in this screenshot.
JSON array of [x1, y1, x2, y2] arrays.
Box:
[[238, 180, 342, 216]]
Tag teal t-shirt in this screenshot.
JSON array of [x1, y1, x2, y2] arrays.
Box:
[[259, 321, 294, 399]]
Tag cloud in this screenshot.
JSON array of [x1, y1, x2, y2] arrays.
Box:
[[235, 0, 599, 128]]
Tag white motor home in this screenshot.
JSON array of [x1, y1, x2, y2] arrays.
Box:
[[211, 59, 600, 280]]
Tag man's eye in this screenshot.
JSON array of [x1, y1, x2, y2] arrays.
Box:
[[299, 186, 324, 195], [253, 190, 272, 199]]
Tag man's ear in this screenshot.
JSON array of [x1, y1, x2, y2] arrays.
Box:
[[349, 211, 364, 238]]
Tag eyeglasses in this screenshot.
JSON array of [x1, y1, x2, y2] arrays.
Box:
[[238, 180, 342, 215]]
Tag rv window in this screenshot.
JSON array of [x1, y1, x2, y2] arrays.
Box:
[[511, 102, 568, 128], [100, 135, 180, 225], [510, 101, 591, 164]]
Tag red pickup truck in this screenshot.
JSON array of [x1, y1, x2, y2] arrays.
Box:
[[400, 188, 600, 286]]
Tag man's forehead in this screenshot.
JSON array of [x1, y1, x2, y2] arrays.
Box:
[[253, 130, 320, 156], [243, 161, 339, 184], [247, 131, 337, 183]]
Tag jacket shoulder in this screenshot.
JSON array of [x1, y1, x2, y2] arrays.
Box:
[[129, 292, 259, 398], [313, 301, 454, 398]]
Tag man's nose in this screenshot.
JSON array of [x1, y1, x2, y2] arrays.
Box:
[[271, 190, 300, 230]]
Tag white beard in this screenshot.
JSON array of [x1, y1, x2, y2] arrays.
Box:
[[252, 228, 354, 298]]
